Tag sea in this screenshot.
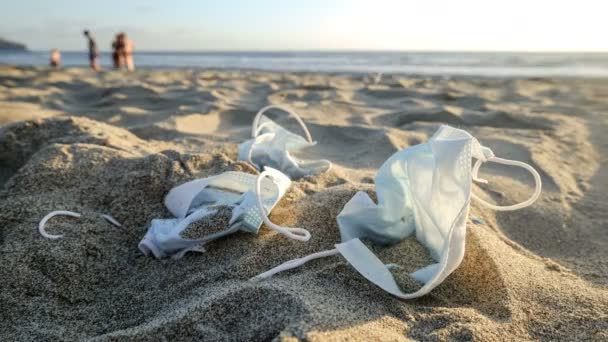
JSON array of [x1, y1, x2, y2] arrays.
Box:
[[1, 50, 607, 78]]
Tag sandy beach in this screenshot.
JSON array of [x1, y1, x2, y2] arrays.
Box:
[[0, 65, 607, 340]]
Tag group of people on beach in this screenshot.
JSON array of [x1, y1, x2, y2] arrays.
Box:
[[50, 30, 134, 71]]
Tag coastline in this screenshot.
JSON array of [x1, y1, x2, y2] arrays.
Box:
[[2, 49, 608, 77]]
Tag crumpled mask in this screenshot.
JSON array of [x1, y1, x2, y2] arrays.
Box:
[[139, 167, 311, 260], [252, 125, 542, 299], [238, 105, 331, 179]]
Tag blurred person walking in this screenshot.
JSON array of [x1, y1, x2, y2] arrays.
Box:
[[118, 32, 135, 71], [49, 49, 61, 68], [111, 34, 122, 69], [83, 30, 100, 70], [112, 32, 135, 71]]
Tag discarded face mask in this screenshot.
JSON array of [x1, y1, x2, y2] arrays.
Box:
[[252, 125, 542, 299], [238, 105, 331, 179], [139, 167, 311, 260]]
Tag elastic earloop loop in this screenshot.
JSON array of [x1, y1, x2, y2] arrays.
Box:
[[250, 248, 339, 281], [252, 105, 313, 143], [38, 210, 82, 239], [255, 170, 311, 241], [472, 157, 542, 211]]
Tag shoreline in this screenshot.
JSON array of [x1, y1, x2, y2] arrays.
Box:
[[5, 64, 608, 81], [2, 49, 608, 78]]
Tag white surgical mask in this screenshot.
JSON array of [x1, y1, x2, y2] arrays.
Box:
[[139, 167, 311, 260], [252, 125, 542, 299], [238, 105, 331, 179]]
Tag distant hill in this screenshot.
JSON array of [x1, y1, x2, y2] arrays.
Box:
[[0, 38, 27, 51]]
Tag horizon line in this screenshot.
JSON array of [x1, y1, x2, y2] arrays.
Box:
[[12, 49, 608, 54]]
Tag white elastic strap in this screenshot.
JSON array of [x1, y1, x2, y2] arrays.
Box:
[[252, 104, 313, 143], [38, 210, 82, 239], [252, 122, 274, 138], [102, 214, 122, 227], [255, 170, 311, 241], [472, 156, 542, 211], [250, 248, 339, 281]]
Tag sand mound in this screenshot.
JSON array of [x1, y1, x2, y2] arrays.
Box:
[[1, 66, 607, 340]]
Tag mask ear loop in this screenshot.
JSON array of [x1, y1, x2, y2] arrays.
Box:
[[251, 104, 314, 143], [252, 122, 274, 138], [250, 248, 339, 281], [471, 156, 542, 211], [39, 211, 122, 239], [38, 210, 82, 239], [255, 170, 311, 241]]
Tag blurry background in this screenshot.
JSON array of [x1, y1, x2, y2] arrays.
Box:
[[1, 0, 607, 76]]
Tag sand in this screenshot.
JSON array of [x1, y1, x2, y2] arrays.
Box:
[[180, 206, 234, 240], [0, 65, 607, 341]]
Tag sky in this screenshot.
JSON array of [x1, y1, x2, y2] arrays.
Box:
[[0, 0, 606, 52]]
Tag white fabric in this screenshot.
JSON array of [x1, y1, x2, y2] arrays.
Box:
[[101, 214, 123, 227], [252, 125, 542, 299], [238, 105, 331, 179], [252, 105, 313, 143], [139, 168, 302, 259], [139, 208, 241, 260]]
